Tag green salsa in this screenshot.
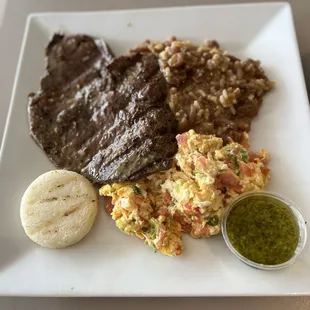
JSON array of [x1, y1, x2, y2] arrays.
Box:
[[226, 195, 299, 265]]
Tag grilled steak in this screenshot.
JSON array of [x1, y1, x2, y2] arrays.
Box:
[[28, 34, 178, 184]]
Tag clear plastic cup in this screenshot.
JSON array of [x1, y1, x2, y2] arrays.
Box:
[[221, 191, 307, 270]]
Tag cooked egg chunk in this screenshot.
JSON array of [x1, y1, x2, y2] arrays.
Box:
[[100, 130, 270, 256], [20, 170, 98, 248]]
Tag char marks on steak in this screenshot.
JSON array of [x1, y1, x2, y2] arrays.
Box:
[[28, 34, 178, 184]]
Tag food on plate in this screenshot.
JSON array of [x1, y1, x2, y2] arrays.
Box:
[[28, 34, 178, 184], [100, 130, 270, 256], [28, 34, 113, 173], [20, 170, 98, 248], [132, 37, 274, 145], [225, 193, 300, 265], [103, 184, 184, 256], [28, 33, 274, 186], [27, 33, 274, 257], [82, 53, 178, 183]]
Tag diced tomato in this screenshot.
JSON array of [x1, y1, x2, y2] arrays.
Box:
[[260, 166, 270, 176], [249, 152, 268, 165], [224, 159, 232, 168], [173, 211, 182, 222], [259, 155, 268, 165], [156, 230, 167, 249], [181, 223, 192, 233], [200, 226, 210, 236], [184, 202, 192, 209], [184, 201, 193, 214], [176, 133, 189, 146], [215, 177, 226, 193], [158, 207, 169, 216], [248, 152, 259, 162], [173, 212, 192, 233], [192, 223, 210, 237], [239, 161, 252, 176], [224, 159, 235, 170], [159, 231, 166, 242], [199, 156, 208, 167], [175, 245, 183, 255], [163, 191, 172, 204], [194, 207, 203, 215], [216, 172, 243, 193], [104, 197, 114, 215]]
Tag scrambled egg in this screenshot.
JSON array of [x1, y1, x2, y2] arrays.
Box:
[[100, 130, 270, 256]]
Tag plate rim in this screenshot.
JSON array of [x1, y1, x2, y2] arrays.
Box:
[[1, 2, 310, 297]]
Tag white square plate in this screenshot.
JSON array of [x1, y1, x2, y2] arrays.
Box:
[[1, 3, 310, 297]]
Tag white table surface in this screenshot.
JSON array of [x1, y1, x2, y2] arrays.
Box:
[[0, 0, 309, 309]]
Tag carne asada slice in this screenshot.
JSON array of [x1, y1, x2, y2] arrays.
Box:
[[28, 34, 178, 184]]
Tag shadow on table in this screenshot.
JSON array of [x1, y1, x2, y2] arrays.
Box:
[[0, 296, 308, 310], [301, 53, 310, 97]]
